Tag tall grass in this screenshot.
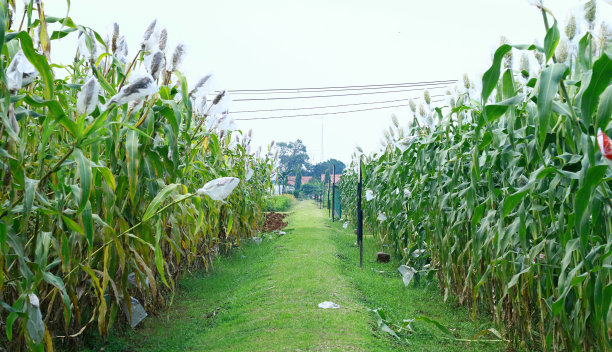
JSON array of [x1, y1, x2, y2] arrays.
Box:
[[0, 1, 273, 350], [341, 3, 612, 350]]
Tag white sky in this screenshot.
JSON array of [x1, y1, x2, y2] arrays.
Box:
[[39, 0, 612, 164]]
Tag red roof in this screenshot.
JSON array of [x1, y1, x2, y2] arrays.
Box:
[[287, 173, 342, 186]]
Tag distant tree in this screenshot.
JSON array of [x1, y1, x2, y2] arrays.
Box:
[[276, 140, 310, 175], [294, 164, 302, 197], [312, 159, 346, 177], [301, 181, 320, 197], [324, 168, 331, 186]]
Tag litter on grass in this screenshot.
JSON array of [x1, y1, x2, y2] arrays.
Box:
[[252, 237, 263, 245], [398, 265, 417, 287], [318, 301, 340, 309]]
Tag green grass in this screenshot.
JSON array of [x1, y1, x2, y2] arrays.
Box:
[[105, 200, 503, 351], [327, 209, 505, 351]]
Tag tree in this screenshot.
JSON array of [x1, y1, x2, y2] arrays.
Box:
[[312, 159, 346, 177], [301, 178, 322, 197], [276, 140, 310, 175], [294, 164, 302, 198]]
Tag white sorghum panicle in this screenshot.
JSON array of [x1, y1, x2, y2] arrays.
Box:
[[168, 43, 186, 72], [148, 51, 165, 81], [158, 28, 168, 52], [520, 53, 530, 78], [584, 0, 597, 29], [565, 15, 577, 40], [556, 39, 569, 63], [111, 23, 119, 53], [108, 74, 159, 106]]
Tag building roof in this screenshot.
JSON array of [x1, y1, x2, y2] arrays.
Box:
[[286, 173, 342, 186]]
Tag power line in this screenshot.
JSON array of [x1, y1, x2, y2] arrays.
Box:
[[235, 98, 447, 121], [230, 94, 445, 114], [225, 79, 457, 94], [231, 85, 452, 102]]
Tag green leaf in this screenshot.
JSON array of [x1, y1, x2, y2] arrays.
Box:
[[537, 63, 567, 145], [74, 148, 92, 214], [126, 130, 139, 203], [24, 177, 38, 218], [581, 51, 612, 126], [503, 189, 529, 218], [16, 31, 54, 99], [94, 165, 116, 191], [142, 183, 181, 222], [154, 221, 169, 288], [81, 201, 94, 248], [596, 82, 612, 130], [481, 94, 526, 127], [481, 44, 512, 102], [42, 271, 71, 326], [543, 21, 560, 62], [61, 215, 84, 235]]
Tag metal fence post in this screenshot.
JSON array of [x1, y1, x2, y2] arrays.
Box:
[[357, 159, 363, 269], [327, 176, 331, 218], [332, 165, 335, 222]]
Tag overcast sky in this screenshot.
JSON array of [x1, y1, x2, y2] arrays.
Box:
[[41, 0, 612, 165]]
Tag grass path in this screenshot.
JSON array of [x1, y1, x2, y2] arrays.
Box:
[[112, 200, 503, 351]]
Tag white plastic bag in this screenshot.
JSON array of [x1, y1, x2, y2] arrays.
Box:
[[318, 301, 340, 309]]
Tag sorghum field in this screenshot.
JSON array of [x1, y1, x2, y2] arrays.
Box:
[[2, 0, 612, 351], [341, 1, 612, 350]]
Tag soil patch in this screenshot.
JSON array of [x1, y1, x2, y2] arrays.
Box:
[[262, 212, 288, 232]]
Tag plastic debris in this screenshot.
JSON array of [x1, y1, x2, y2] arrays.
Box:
[[398, 265, 417, 287], [377, 212, 387, 221], [197, 177, 240, 200], [252, 237, 262, 245], [318, 301, 340, 309], [412, 249, 426, 258], [127, 272, 150, 290], [122, 296, 148, 328], [343, 221, 349, 229], [365, 189, 375, 201], [278, 231, 286, 236]]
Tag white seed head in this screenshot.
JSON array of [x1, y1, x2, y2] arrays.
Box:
[[143, 19, 157, 42], [565, 15, 577, 40], [190, 74, 213, 98], [77, 75, 101, 116], [158, 28, 168, 52], [556, 39, 569, 63], [168, 43, 186, 72], [148, 51, 165, 81], [409, 99, 416, 113], [108, 74, 159, 106], [463, 73, 470, 89], [584, 0, 597, 27], [424, 89, 431, 105], [6, 50, 38, 92], [111, 23, 120, 53], [520, 53, 530, 77]]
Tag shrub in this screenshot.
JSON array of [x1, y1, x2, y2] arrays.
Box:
[[264, 195, 293, 212]]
